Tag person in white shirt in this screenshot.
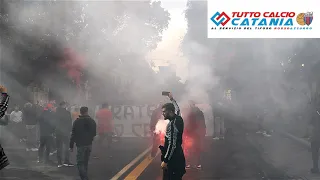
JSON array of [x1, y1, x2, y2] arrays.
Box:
[[9, 105, 25, 143], [10, 106, 22, 123]]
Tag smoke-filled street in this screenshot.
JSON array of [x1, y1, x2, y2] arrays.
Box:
[[138, 123, 314, 180], [1, 0, 320, 180], [2, 122, 318, 180]]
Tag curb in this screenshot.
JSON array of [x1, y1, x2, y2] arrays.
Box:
[[279, 131, 310, 148]]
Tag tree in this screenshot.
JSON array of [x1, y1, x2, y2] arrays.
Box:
[[182, 1, 313, 111], [0, 1, 170, 103]]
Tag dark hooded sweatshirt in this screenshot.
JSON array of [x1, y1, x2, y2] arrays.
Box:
[[55, 107, 72, 137], [22, 104, 37, 125], [70, 115, 96, 148], [38, 109, 56, 137]]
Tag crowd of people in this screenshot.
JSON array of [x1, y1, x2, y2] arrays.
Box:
[[0, 88, 115, 180], [0, 86, 271, 180]]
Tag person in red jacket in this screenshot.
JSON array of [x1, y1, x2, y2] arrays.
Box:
[[95, 103, 113, 158], [184, 100, 206, 170]]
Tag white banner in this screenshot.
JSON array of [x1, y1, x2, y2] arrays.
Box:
[[95, 104, 213, 137], [207, 0, 318, 38]]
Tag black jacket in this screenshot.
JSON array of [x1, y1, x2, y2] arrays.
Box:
[[55, 107, 72, 137], [70, 115, 96, 148], [38, 110, 56, 136], [163, 115, 185, 173], [22, 105, 37, 125]]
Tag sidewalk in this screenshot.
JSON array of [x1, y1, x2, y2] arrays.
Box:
[[248, 131, 320, 180]]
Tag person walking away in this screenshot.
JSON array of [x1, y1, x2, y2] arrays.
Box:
[[150, 103, 163, 157], [0, 86, 10, 172], [37, 103, 56, 165], [70, 106, 96, 180], [160, 93, 186, 180], [213, 102, 225, 140], [23, 102, 38, 151], [184, 100, 206, 170], [95, 103, 113, 158], [9, 105, 25, 143], [46, 103, 58, 156], [55, 101, 74, 168]]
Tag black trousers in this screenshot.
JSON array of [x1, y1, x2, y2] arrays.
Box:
[[162, 149, 186, 180], [38, 136, 53, 162], [56, 135, 70, 164], [162, 168, 184, 180], [311, 141, 320, 169]]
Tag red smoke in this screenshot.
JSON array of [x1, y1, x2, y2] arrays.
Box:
[[154, 117, 195, 158], [60, 48, 85, 87]]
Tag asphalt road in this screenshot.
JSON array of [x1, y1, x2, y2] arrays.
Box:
[[1, 123, 318, 180], [138, 127, 289, 180], [1, 137, 150, 180]]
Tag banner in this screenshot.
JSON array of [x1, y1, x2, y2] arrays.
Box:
[[95, 104, 213, 137]]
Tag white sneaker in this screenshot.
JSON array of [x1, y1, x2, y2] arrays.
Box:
[[31, 148, 38, 151], [58, 164, 63, 168], [212, 137, 219, 140], [186, 165, 191, 169], [196, 165, 202, 169], [49, 150, 57, 156]]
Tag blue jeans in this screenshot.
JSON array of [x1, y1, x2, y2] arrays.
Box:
[[77, 145, 92, 180]]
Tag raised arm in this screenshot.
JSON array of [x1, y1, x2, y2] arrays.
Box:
[[170, 98, 180, 116]]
